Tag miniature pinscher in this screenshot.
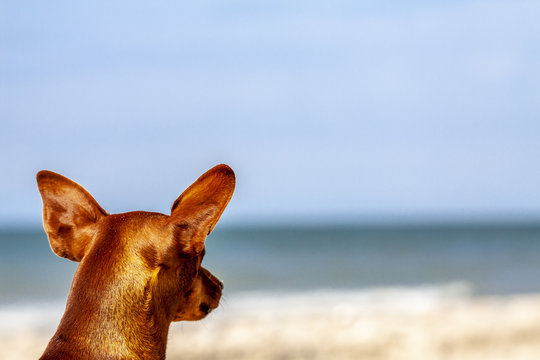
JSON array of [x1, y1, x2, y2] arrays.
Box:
[[36, 164, 235, 359]]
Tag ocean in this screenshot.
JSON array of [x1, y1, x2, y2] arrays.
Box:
[[2, 223, 540, 359], [2, 224, 540, 304]]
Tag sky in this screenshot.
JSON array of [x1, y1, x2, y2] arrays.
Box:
[[1, 0, 540, 226]]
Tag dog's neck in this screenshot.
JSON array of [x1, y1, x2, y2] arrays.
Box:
[[40, 259, 172, 360]]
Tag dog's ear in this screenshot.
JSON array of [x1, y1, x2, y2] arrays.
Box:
[[169, 164, 235, 255], [36, 171, 108, 262]]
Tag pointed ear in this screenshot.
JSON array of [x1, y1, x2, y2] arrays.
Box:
[[36, 171, 108, 262], [169, 164, 235, 254]]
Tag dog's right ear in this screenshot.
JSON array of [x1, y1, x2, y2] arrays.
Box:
[[169, 164, 235, 255], [36, 171, 108, 262]]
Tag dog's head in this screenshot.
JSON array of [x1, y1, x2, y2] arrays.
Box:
[[36, 165, 234, 323]]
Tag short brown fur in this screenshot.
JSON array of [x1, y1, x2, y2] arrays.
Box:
[[36, 165, 235, 360]]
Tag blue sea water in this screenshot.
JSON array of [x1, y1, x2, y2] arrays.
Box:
[[1, 223, 540, 306]]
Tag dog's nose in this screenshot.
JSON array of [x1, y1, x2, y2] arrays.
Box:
[[200, 303, 211, 315], [218, 280, 224, 290]]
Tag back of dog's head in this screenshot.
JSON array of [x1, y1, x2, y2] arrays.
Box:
[[36, 165, 235, 326]]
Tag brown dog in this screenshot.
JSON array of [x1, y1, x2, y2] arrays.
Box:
[[36, 164, 235, 360]]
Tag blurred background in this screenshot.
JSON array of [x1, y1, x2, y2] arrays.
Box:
[[1, 1, 540, 359]]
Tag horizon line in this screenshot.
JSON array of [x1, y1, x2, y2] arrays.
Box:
[[3, 214, 540, 232]]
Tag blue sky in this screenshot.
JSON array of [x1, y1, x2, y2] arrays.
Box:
[[1, 1, 540, 226]]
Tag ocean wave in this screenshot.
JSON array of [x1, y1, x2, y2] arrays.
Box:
[[0, 302, 64, 335], [0, 282, 473, 334], [223, 282, 473, 314]]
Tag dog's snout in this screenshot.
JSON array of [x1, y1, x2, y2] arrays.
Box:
[[218, 279, 224, 290]]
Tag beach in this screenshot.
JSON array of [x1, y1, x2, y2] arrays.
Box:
[[4, 286, 540, 360]]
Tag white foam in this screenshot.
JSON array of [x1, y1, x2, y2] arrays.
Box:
[[0, 302, 64, 335], [222, 282, 473, 316], [0, 282, 473, 334]]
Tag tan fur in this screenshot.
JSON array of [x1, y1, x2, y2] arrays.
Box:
[[36, 165, 235, 360]]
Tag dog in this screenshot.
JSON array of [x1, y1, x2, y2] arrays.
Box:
[[36, 164, 235, 360]]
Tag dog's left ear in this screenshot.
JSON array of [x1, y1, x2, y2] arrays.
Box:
[[37, 171, 108, 262], [169, 164, 235, 254]]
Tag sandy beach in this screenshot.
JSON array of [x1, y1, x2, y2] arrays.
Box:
[[4, 286, 540, 360]]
